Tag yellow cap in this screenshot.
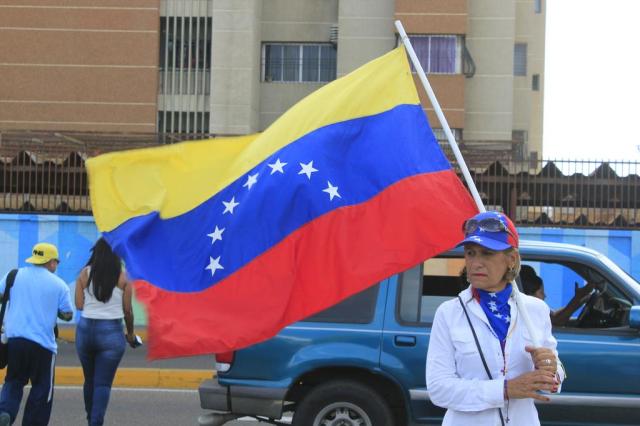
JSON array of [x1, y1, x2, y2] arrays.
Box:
[[25, 242, 59, 265]]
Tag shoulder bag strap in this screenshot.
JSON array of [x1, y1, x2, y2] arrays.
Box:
[[458, 296, 505, 426], [0, 269, 18, 325]]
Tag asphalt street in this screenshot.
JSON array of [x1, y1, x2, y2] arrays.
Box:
[[11, 386, 281, 426]]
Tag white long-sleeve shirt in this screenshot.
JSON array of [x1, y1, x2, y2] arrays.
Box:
[[426, 287, 565, 426]]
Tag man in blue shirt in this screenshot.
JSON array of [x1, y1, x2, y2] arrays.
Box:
[[0, 243, 73, 426]]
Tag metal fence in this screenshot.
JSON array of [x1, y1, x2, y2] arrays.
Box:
[[1, 137, 639, 229], [0, 132, 202, 213], [463, 160, 640, 229]]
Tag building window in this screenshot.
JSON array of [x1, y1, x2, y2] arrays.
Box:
[[160, 17, 211, 71], [407, 35, 461, 74], [532, 74, 540, 91], [535, 0, 542, 14], [514, 43, 527, 76], [512, 130, 528, 142], [512, 130, 528, 160], [263, 43, 337, 83], [432, 128, 462, 142], [159, 16, 212, 96], [158, 111, 210, 134]]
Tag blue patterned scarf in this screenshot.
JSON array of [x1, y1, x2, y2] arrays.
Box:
[[474, 284, 512, 342]]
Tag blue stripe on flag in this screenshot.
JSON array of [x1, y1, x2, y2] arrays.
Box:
[[105, 104, 451, 292]]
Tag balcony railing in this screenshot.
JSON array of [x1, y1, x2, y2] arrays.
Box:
[[158, 69, 211, 95]]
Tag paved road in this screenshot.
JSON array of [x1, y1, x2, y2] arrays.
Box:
[[10, 386, 425, 425], [11, 386, 279, 425]]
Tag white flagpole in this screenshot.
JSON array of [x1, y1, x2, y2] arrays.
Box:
[[395, 20, 541, 347]]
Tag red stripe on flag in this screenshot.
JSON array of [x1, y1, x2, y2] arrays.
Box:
[[135, 170, 477, 359]]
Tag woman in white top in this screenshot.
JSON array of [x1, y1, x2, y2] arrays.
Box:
[[426, 211, 564, 426], [74, 238, 135, 426]]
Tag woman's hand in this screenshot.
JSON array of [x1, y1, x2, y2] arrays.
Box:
[[526, 346, 557, 373], [126, 333, 136, 348], [506, 370, 558, 401]]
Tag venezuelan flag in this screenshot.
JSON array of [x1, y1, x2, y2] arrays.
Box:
[[87, 46, 477, 358]]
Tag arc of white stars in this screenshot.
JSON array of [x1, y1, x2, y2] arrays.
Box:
[[298, 161, 318, 180], [322, 181, 341, 201], [268, 158, 287, 174], [205, 256, 224, 277], [207, 226, 225, 244], [243, 173, 259, 190], [222, 196, 239, 214]]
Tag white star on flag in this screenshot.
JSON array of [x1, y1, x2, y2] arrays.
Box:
[[205, 256, 224, 276], [222, 197, 239, 214], [207, 226, 225, 244], [243, 173, 259, 190], [489, 293, 497, 298], [298, 161, 318, 179], [322, 181, 341, 201], [505, 315, 511, 323], [268, 158, 287, 174], [495, 313, 502, 319], [488, 301, 498, 312]]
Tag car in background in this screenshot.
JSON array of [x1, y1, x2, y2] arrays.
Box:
[[198, 240, 640, 426]]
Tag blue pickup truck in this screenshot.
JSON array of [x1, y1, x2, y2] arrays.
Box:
[[198, 240, 640, 426]]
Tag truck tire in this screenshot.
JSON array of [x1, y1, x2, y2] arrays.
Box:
[[292, 380, 395, 426]]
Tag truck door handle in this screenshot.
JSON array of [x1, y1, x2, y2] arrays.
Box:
[[394, 335, 416, 347]]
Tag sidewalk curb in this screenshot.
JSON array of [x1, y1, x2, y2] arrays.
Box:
[[0, 367, 214, 389]]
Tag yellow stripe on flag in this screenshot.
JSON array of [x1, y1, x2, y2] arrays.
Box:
[[88, 46, 418, 232]]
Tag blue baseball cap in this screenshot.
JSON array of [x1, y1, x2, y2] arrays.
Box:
[[456, 211, 519, 250]]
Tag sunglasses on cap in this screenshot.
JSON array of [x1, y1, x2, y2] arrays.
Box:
[[462, 217, 516, 239]]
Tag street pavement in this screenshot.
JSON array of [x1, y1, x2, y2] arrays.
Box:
[[11, 387, 282, 425], [2, 331, 273, 425], [14, 386, 421, 425]]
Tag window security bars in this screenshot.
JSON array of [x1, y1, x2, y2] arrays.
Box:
[[262, 43, 337, 83], [158, 0, 212, 135], [407, 35, 461, 74]]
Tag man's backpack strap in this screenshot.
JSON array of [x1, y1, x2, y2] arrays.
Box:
[[0, 269, 18, 325]]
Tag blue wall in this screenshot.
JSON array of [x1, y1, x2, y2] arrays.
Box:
[[0, 214, 146, 324], [1, 214, 639, 324]]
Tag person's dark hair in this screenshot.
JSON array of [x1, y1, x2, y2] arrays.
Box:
[[459, 267, 470, 289], [520, 265, 543, 296], [85, 238, 122, 303]]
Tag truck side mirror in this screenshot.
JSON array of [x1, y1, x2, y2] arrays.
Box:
[[630, 306, 640, 330]]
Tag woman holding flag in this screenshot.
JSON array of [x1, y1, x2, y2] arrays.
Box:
[[426, 211, 564, 425]]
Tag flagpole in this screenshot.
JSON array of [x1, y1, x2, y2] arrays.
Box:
[[395, 20, 542, 347]]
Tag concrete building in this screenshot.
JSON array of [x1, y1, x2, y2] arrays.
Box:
[[0, 0, 545, 159]]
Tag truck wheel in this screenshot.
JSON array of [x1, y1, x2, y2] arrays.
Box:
[[292, 380, 395, 426]]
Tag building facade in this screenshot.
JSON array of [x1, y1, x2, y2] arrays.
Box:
[[0, 0, 545, 159]]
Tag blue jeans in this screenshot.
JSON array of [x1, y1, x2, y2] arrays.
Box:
[[0, 338, 55, 426], [75, 318, 125, 426]]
